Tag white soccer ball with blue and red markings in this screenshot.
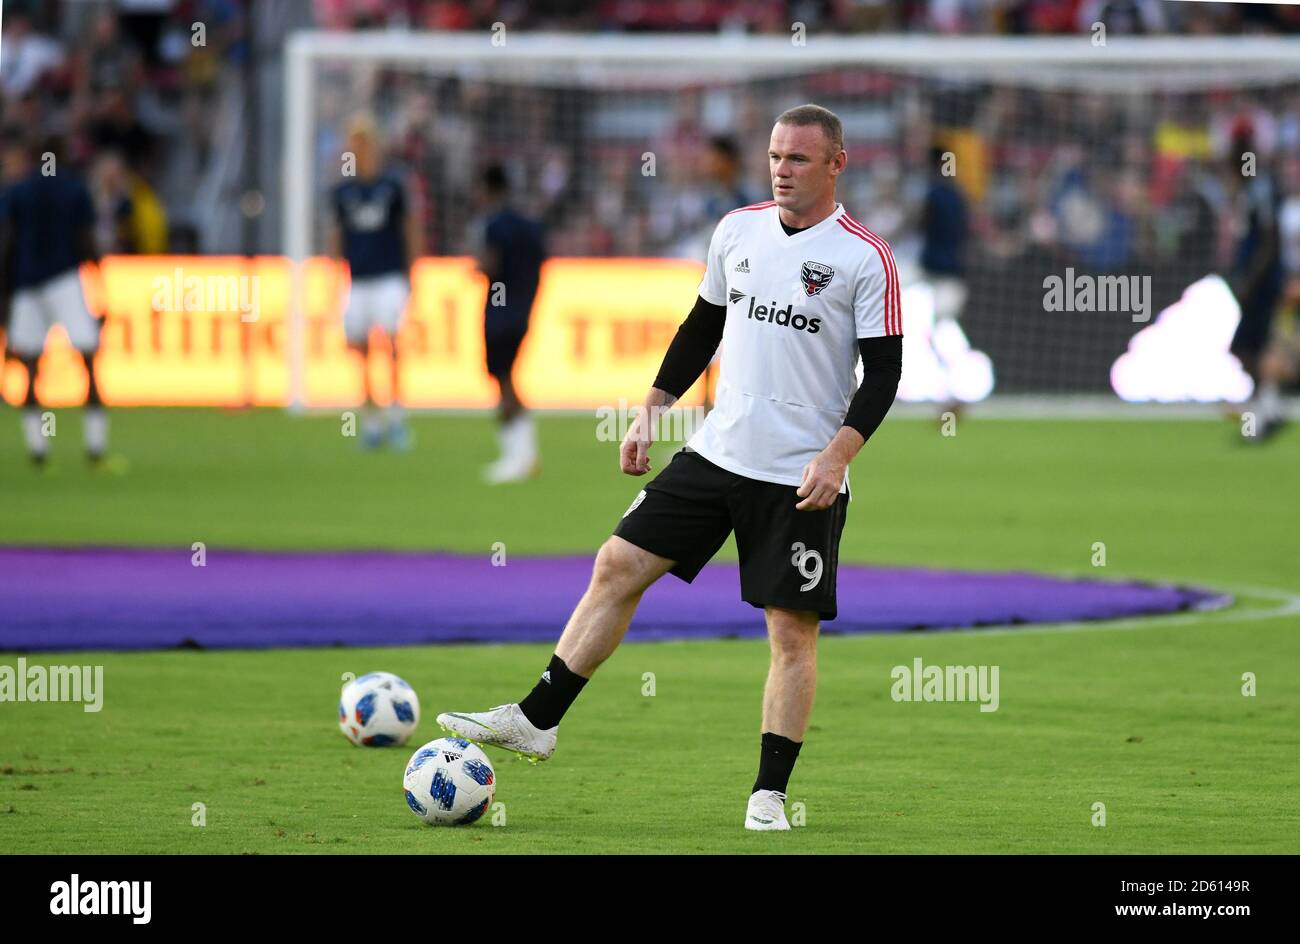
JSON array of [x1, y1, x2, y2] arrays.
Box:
[[338, 672, 420, 747], [403, 737, 496, 826]]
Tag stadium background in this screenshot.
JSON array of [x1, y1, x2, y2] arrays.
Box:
[[2, 1, 1298, 855], [5, 0, 1300, 406]]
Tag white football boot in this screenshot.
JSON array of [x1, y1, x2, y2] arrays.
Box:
[[481, 453, 540, 485], [482, 415, 540, 484], [744, 789, 791, 831], [436, 703, 557, 763]]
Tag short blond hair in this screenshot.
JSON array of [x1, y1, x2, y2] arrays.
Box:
[[345, 111, 378, 142], [775, 104, 844, 157]]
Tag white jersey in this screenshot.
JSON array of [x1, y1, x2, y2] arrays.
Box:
[[686, 200, 901, 494]]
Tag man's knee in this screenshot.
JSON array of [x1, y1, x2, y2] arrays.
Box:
[[591, 536, 669, 597], [766, 606, 819, 661]]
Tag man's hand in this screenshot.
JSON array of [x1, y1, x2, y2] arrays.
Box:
[[795, 451, 845, 511], [620, 390, 677, 475], [619, 405, 655, 475], [795, 428, 865, 510]]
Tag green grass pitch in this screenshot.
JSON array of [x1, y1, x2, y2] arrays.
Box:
[[1, 408, 1297, 853]]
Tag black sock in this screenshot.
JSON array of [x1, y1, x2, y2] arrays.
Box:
[[518, 654, 588, 730], [752, 732, 802, 795], [21, 359, 40, 408], [83, 353, 103, 407]]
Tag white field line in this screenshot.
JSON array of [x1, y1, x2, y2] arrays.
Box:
[[910, 583, 1300, 639]]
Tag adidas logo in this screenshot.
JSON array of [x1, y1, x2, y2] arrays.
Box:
[[541, 670, 552, 684], [734, 258, 750, 273], [728, 288, 746, 304]]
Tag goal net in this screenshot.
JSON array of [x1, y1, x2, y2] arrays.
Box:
[[281, 33, 1300, 410]]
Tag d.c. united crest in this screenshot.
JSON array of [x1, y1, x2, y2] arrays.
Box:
[[801, 260, 835, 296]]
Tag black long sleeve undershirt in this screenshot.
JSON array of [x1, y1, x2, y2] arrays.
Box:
[[844, 334, 903, 443], [652, 294, 726, 398], [651, 294, 902, 445]]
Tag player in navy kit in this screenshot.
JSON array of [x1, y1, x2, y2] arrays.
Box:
[[439, 105, 902, 830], [0, 136, 15, 401], [0, 136, 117, 469], [474, 164, 546, 484], [331, 114, 423, 450]]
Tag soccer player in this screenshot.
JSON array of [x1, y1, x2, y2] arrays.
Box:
[[1225, 126, 1282, 388], [698, 135, 759, 413], [474, 164, 546, 484], [0, 132, 19, 399], [919, 143, 970, 418], [0, 136, 113, 468], [438, 105, 903, 830], [701, 134, 759, 222], [1245, 155, 1300, 442], [331, 113, 422, 450]]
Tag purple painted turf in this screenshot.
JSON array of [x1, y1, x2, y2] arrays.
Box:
[[0, 547, 1228, 652]]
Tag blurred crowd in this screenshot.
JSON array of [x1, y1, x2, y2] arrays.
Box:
[[311, 0, 1300, 35], [317, 68, 1300, 291], [0, 0, 247, 254], [4, 0, 1300, 274]]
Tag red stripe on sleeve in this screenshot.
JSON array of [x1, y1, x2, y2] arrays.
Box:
[[841, 212, 901, 336], [837, 215, 901, 335]]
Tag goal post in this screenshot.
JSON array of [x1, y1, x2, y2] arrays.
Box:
[[281, 31, 1300, 410]]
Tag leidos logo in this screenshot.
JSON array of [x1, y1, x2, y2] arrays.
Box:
[[739, 294, 822, 334]]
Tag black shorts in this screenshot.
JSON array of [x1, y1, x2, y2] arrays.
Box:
[[484, 319, 528, 379], [613, 448, 849, 621]]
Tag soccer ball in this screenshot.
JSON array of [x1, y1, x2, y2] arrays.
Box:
[[403, 737, 496, 826], [338, 672, 420, 747]]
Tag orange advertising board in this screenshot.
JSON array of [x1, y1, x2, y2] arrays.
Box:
[[1, 256, 711, 409]]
